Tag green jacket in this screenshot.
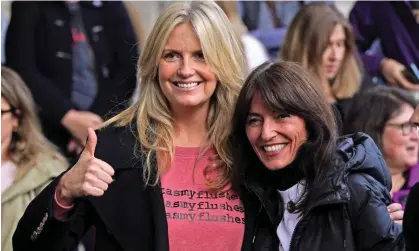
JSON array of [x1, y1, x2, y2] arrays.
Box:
[[1, 154, 67, 251]]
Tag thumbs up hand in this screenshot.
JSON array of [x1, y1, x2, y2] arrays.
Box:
[[56, 128, 115, 206]]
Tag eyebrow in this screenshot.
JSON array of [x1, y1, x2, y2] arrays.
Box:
[[247, 112, 261, 117], [162, 48, 203, 54], [388, 120, 411, 124]]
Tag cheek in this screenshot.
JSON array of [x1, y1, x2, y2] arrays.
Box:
[[338, 48, 346, 60], [158, 62, 176, 83], [383, 131, 406, 154], [1, 120, 13, 142], [246, 127, 259, 149]]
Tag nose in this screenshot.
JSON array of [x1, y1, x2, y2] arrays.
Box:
[[260, 119, 277, 141], [329, 46, 337, 61], [177, 58, 195, 78]]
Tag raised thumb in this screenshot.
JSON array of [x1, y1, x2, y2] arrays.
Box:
[[84, 128, 97, 156]]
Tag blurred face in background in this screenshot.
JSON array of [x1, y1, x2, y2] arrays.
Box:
[[1, 97, 19, 162], [321, 24, 346, 80], [382, 103, 419, 173]]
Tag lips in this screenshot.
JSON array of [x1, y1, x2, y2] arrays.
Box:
[[263, 144, 286, 152], [172, 81, 202, 89], [325, 65, 337, 72]]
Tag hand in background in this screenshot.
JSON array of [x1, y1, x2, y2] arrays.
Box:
[[380, 58, 419, 91], [67, 138, 84, 155], [61, 109, 103, 144]]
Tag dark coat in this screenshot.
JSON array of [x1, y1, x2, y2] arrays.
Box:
[[5, 1, 138, 150], [12, 125, 270, 251], [12, 125, 167, 251], [334, 73, 376, 128], [241, 133, 405, 251]]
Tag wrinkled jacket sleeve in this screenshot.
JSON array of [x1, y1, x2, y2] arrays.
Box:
[[346, 173, 404, 251], [12, 170, 94, 251]]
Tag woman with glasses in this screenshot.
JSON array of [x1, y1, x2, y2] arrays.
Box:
[[1, 66, 68, 251], [343, 85, 419, 209]]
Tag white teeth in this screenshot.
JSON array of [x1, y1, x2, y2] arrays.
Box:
[[263, 144, 286, 152], [175, 82, 199, 88]]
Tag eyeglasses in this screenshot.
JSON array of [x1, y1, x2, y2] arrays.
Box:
[[1, 107, 16, 117], [386, 122, 419, 136]]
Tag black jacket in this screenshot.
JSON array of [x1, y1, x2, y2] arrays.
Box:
[[5, 1, 138, 150], [241, 133, 404, 251], [12, 125, 168, 251], [12, 125, 269, 251], [334, 74, 376, 128]]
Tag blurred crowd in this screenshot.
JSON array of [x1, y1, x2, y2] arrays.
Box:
[[1, 1, 419, 251]]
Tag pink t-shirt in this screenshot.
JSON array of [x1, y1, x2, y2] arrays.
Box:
[[161, 146, 244, 251]]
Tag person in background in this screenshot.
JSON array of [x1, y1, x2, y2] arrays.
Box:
[[343, 86, 419, 208], [349, 1, 419, 90], [404, 104, 419, 251], [232, 61, 404, 251], [12, 2, 249, 250], [280, 3, 375, 124], [5, 1, 138, 157], [1, 66, 68, 251]]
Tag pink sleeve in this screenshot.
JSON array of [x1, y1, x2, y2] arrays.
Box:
[[53, 189, 74, 221]]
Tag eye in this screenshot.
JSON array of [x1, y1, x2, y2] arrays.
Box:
[[246, 116, 262, 126], [336, 41, 345, 48], [275, 113, 291, 120], [163, 51, 180, 61], [194, 51, 206, 61]]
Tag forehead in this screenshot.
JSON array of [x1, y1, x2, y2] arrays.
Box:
[[164, 22, 202, 51], [1, 97, 10, 108], [389, 103, 414, 123], [249, 92, 272, 114], [410, 105, 419, 124], [329, 24, 346, 42]]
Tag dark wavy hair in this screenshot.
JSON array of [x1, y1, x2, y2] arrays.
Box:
[[231, 61, 338, 213], [343, 86, 417, 151]]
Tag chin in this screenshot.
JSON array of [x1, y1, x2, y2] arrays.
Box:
[[263, 161, 290, 170], [327, 74, 337, 80]]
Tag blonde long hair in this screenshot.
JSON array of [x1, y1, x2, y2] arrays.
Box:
[[280, 3, 362, 99], [1, 67, 68, 181], [106, 1, 246, 189]]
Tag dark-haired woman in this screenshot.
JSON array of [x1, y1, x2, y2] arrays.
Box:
[[232, 61, 404, 251]]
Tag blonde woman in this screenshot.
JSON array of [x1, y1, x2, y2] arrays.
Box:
[[280, 3, 374, 122], [1, 66, 68, 251], [13, 2, 248, 251]]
